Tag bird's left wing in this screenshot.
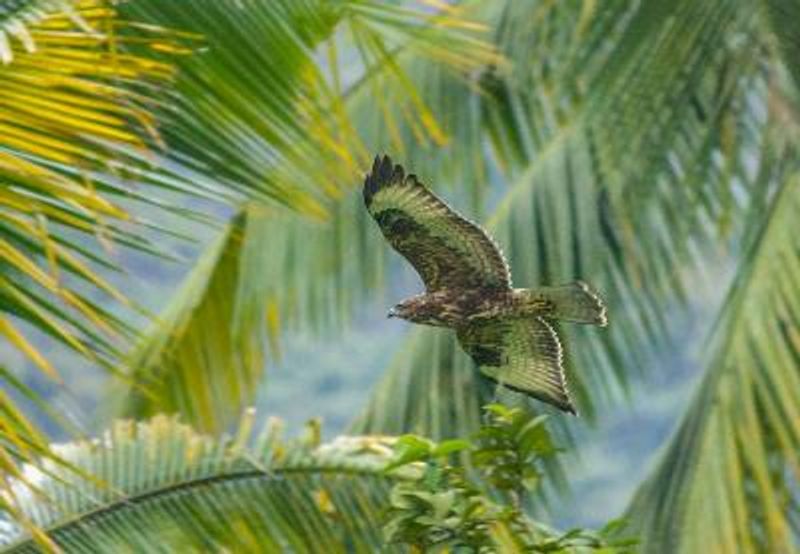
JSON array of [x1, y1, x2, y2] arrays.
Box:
[[364, 155, 511, 292], [456, 317, 575, 414]]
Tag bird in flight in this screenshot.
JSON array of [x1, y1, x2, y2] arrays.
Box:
[[364, 155, 607, 414]]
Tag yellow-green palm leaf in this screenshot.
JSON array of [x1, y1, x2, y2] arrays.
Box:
[[0, 1, 186, 546]]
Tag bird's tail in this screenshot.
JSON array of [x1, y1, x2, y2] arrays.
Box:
[[521, 281, 608, 326]]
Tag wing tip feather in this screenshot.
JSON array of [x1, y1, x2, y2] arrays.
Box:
[[363, 153, 408, 207]]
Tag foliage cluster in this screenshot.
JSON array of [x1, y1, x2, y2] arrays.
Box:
[[0, 408, 625, 553], [384, 405, 636, 552]]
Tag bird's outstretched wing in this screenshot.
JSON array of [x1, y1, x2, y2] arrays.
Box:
[[364, 155, 511, 292], [456, 317, 575, 414]]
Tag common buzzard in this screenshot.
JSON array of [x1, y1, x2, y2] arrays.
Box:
[[364, 155, 607, 414]]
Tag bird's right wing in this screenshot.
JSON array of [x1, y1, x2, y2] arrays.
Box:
[[456, 317, 575, 414], [364, 155, 511, 292]]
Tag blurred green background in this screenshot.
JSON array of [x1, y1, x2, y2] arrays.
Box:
[[2, 1, 799, 552]]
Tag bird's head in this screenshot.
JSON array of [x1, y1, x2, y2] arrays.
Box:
[[387, 295, 445, 325], [387, 300, 415, 321]]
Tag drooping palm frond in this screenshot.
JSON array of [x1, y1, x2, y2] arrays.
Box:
[[354, 0, 762, 440], [621, 9, 800, 550], [119, 204, 357, 431], [117, 198, 389, 432], [122, 0, 501, 214], [0, 0, 177, 377], [115, 0, 501, 431], [625, 157, 800, 553], [117, 210, 252, 429], [0, 414, 419, 552], [0, 2, 193, 544]]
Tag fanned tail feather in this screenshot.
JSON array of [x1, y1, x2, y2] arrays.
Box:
[[527, 281, 608, 326]]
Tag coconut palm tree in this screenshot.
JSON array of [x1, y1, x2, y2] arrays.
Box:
[[2, 0, 799, 552]]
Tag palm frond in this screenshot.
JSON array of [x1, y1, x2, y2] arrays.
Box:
[[0, 371, 62, 551], [117, 210, 254, 430], [624, 149, 800, 552], [0, 413, 418, 552], [620, 5, 800, 550], [0, 408, 635, 553], [121, 0, 501, 214], [0, 2, 195, 544], [353, 0, 761, 441], [120, 205, 333, 432], [0, 0, 177, 374], [762, 0, 800, 95], [114, 1, 500, 431]]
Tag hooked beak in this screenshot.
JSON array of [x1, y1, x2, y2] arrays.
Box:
[[387, 307, 398, 318]]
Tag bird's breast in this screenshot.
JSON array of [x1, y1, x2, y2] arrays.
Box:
[[456, 289, 514, 322]]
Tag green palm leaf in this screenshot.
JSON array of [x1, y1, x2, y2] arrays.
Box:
[[0, 409, 634, 553], [622, 8, 800, 547], [625, 163, 800, 553], [115, 0, 500, 431], [122, 0, 500, 214], [353, 0, 758, 439], [0, 414, 418, 552]]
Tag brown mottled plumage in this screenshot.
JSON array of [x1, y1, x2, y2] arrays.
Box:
[[364, 155, 607, 414]]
